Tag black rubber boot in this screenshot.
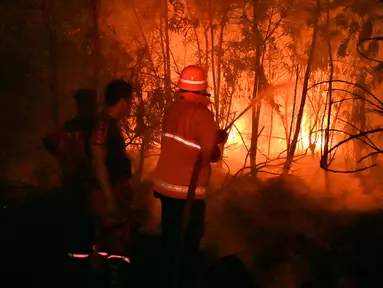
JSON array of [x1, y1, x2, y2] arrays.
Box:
[[107, 258, 132, 288]]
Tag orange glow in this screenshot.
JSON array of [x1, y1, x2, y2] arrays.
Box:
[[300, 114, 324, 153], [222, 97, 252, 168], [226, 99, 251, 148], [101, 1, 383, 219], [115, 9, 346, 165], [125, 87, 341, 165], [220, 86, 339, 163]]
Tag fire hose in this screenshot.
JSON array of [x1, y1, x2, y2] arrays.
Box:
[[223, 81, 294, 132], [181, 80, 293, 229]]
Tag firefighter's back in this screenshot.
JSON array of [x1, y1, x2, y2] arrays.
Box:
[[154, 98, 216, 199]]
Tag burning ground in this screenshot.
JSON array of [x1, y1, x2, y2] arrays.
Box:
[[2, 0, 383, 287], [3, 156, 383, 287]]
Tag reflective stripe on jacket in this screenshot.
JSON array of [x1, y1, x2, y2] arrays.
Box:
[[153, 97, 218, 199]]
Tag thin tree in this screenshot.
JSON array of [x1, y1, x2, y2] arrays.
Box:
[[42, 0, 59, 129], [162, 0, 172, 104], [91, 0, 101, 99], [320, 0, 334, 191], [283, 0, 321, 174]]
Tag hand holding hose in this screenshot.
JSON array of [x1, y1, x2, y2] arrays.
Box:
[[216, 129, 229, 144]]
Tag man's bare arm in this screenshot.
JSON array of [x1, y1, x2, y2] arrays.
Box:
[[91, 116, 114, 199], [92, 145, 113, 198]]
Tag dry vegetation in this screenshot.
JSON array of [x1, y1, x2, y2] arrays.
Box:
[[1, 0, 383, 286]]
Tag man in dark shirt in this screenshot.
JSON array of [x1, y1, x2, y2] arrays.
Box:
[[90, 80, 134, 281]]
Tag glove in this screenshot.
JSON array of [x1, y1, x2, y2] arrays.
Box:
[[216, 129, 229, 144], [210, 145, 221, 163]]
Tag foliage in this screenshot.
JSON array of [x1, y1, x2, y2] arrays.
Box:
[[7, 0, 382, 178]]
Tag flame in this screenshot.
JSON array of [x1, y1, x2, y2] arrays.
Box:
[[221, 86, 337, 162], [129, 88, 339, 165], [224, 98, 251, 153], [299, 115, 324, 153]]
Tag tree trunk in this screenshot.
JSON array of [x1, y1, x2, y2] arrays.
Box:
[[268, 109, 273, 157], [352, 77, 366, 167], [204, 26, 209, 72], [208, 0, 218, 121], [284, 93, 290, 150], [210, 5, 228, 166], [214, 12, 227, 127], [185, 1, 202, 65], [283, 0, 321, 174], [136, 131, 149, 184], [250, 47, 262, 175], [288, 65, 299, 151], [135, 88, 147, 183], [43, 0, 59, 129], [163, 0, 172, 104], [250, 102, 262, 175], [250, 0, 267, 176], [159, 0, 167, 90], [91, 0, 101, 100], [321, 0, 334, 191]]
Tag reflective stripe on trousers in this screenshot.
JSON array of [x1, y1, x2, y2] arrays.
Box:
[[68, 245, 131, 264], [68, 253, 89, 259], [153, 178, 206, 196]]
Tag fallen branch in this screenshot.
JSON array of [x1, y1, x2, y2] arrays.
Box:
[[320, 128, 383, 173]]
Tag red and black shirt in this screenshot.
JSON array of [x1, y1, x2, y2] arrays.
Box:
[[43, 116, 94, 182], [91, 112, 132, 183]]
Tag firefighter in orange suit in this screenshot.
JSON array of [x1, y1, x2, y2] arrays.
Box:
[[89, 80, 134, 282], [42, 89, 97, 256], [153, 65, 228, 288]]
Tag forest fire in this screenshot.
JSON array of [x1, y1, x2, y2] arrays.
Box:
[[219, 88, 330, 163], [2, 0, 383, 287], [225, 99, 251, 148]]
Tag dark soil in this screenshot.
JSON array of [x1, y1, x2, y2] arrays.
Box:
[[2, 181, 383, 288]]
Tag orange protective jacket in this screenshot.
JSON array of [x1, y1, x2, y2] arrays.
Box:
[[153, 94, 218, 200]]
